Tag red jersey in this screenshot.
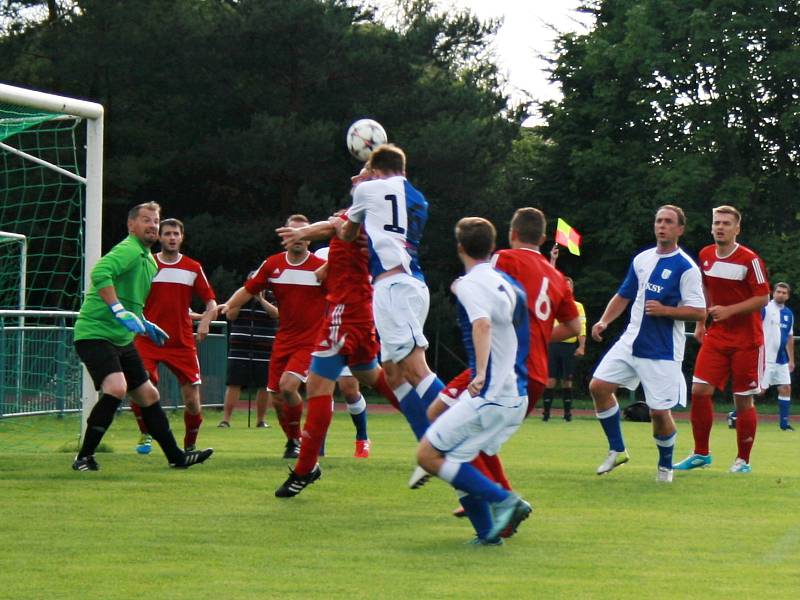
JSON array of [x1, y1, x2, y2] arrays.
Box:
[[142, 253, 216, 349], [245, 251, 327, 348], [699, 243, 770, 346], [492, 248, 579, 385], [326, 216, 373, 317]]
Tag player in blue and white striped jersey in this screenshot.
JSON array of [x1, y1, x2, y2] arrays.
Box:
[[415, 217, 532, 545], [761, 283, 795, 430], [589, 205, 706, 482], [338, 144, 447, 444]]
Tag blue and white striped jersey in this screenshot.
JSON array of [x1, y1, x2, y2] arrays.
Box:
[[762, 300, 794, 365], [453, 263, 529, 399], [617, 247, 705, 361], [347, 175, 427, 282]]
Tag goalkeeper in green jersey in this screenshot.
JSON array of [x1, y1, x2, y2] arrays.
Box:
[[72, 202, 213, 471]]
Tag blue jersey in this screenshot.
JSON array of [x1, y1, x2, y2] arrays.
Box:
[[762, 300, 794, 365], [347, 175, 428, 282], [617, 247, 705, 361], [453, 263, 529, 399]]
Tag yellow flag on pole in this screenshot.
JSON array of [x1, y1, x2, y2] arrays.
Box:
[[555, 218, 582, 256]]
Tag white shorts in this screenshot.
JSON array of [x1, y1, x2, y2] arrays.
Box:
[[373, 273, 430, 363], [762, 362, 791, 387], [425, 393, 527, 463], [593, 342, 687, 411]]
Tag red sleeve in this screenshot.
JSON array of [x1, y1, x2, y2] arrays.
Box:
[[193, 263, 216, 303], [244, 259, 270, 294], [555, 282, 580, 323], [493, 251, 516, 278], [747, 254, 770, 297]]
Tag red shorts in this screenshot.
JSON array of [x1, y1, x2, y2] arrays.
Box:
[[311, 303, 379, 367], [267, 340, 314, 392], [134, 339, 201, 386], [693, 335, 764, 394]]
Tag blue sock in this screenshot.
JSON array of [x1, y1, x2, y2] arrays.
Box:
[[596, 404, 625, 452], [778, 397, 791, 429], [346, 395, 368, 440], [459, 494, 493, 540], [439, 459, 508, 503], [396, 383, 429, 440], [654, 431, 677, 469], [416, 373, 445, 411]]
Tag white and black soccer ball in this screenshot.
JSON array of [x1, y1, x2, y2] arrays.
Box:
[[346, 118, 387, 162], [727, 411, 737, 429]]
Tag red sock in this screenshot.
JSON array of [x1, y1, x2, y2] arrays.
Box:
[[470, 453, 492, 478], [273, 402, 291, 437], [284, 402, 304, 440], [295, 395, 333, 475], [736, 406, 757, 463], [184, 411, 203, 448], [690, 394, 713, 455], [373, 370, 401, 411], [480, 452, 512, 490], [131, 402, 148, 434]]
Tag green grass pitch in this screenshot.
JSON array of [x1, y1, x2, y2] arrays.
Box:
[[1, 409, 798, 599]]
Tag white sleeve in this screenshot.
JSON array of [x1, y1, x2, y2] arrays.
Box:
[[679, 266, 706, 308], [347, 185, 369, 224], [454, 279, 491, 322]]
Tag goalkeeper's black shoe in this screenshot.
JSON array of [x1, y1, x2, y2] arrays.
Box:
[[275, 464, 322, 498], [72, 455, 99, 471], [171, 448, 214, 469]]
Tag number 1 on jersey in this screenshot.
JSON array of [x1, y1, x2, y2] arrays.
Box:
[[383, 194, 406, 234]]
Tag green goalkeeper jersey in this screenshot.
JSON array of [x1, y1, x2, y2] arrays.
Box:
[[74, 234, 158, 346]]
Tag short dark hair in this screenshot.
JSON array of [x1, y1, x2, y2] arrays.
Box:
[[510, 207, 546, 244], [775, 281, 791, 293], [128, 202, 161, 220], [286, 214, 309, 226], [160, 218, 184, 234], [367, 144, 406, 174], [455, 217, 496, 259], [658, 204, 686, 226]]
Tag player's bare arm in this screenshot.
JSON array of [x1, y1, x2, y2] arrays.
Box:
[[196, 299, 218, 342], [708, 294, 769, 322], [276, 220, 336, 248], [591, 294, 631, 342], [338, 217, 360, 242], [255, 291, 279, 319], [468, 318, 491, 397], [218, 286, 254, 319], [551, 316, 582, 342], [644, 301, 706, 322]]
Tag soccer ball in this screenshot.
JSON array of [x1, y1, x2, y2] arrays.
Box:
[[346, 118, 387, 161], [727, 411, 737, 429]]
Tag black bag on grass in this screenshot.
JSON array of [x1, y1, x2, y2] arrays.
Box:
[[623, 401, 651, 422]]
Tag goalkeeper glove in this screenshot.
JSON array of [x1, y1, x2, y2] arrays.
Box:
[[109, 302, 145, 334], [143, 319, 169, 346]]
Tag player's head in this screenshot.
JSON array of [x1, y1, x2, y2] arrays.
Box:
[[654, 205, 685, 248], [455, 217, 496, 262], [366, 144, 406, 177], [285, 213, 311, 256], [711, 205, 741, 245], [127, 202, 161, 247], [509, 207, 546, 249], [159, 218, 184, 254], [774, 282, 791, 304]]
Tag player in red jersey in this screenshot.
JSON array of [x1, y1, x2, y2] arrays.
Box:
[[132, 218, 217, 453], [675, 205, 770, 473], [219, 214, 328, 459], [271, 205, 402, 498]]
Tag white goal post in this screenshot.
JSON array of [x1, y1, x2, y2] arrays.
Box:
[[0, 83, 104, 435]]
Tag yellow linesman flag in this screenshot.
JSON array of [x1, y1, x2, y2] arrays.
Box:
[[555, 218, 582, 256]]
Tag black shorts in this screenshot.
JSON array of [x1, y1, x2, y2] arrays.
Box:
[[74, 339, 150, 392], [548, 341, 577, 381], [226, 358, 269, 389]]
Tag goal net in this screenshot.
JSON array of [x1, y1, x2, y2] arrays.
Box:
[[0, 83, 103, 439]]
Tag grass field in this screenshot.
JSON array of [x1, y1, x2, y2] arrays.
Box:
[[1, 408, 799, 600]]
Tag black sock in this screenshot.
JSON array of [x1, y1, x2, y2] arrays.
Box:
[[563, 388, 573, 419], [78, 394, 122, 458], [139, 402, 184, 464], [543, 389, 554, 416]]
